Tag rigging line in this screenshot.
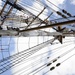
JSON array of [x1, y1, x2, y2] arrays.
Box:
[[29, 46, 75, 75], [11, 7, 18, 15], [14, 42, 73, 74], [33, 0, 55, 13], [19, 19, 75, 32], [0, 38, 54, 63], [9, 8, 18, 14], [34, 0, 57, 12], [31, 0, 45, 7], [6, 10, 18, 19], [14, 59, 48, 75], [25, 0, 54, 19], [14, 42, 71, 74], [63, 40, 75, 43], [9, 37, 75, 44], [16, 2, 46, 23], [34, 56, 74, 75], [47, 0, 72, 18], [31, 0, 63, 20], [18, 6, 42, 21], [61, 51, 75, 64], [1, 5, 17, 26], [34, 0, 62, 11], [30, 0, 58, 20], [9, 41, 74, 74], [35, 42, 73, 56], [19, 2, 48, 15], [0, 47, 49, 74], [0, 37, 72, 61], [46, 0, 73, 20], [59, 47, 75, 58], [12, 44, 65, 75], [43, 70, 50, 75], [25, 7, 46, 29], [1, 0, 33, 19], [38, 12, 53, 27], [13, 4, 53, 29], [13, 53, 50, 75], [25, 61, 49, 75], [19, 53, 49, 75], [7, 40, 74, 74], [0, 37, 74, 65], [0, 46, 44, 66], [35, 0, 70, 20], [5, 9, 18, 30], [0, 0, 7, 16], [46, 0, 72, 17], [47, 0, 72, 20], [19, 12, 53, 29], [0, 38, 55, 74], [43, 48, 75, 75], [51, 46, 75, 64], [44, 12, 53, 21], [0, 0, 18, 25], [12, 50, 57, 75], [46, 0, 62, 10], [19, 2, 40, 11], [41, 41, 72, 50], [0, 39, 54, 65], [0, 40, 74, 74], [19, 10, 46, 29], [47, 43, 74, 58], [26, 65, 46, 75], [0, 49, 42, 74], [18, 14, 74, 29]]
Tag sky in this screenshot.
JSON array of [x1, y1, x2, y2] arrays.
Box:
[[0, 0, 75, 75]]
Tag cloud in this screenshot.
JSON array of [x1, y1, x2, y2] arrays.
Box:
[[70, 0, 75, 5], [46, 0, 65, 11], [44, 0, 66, 18]]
